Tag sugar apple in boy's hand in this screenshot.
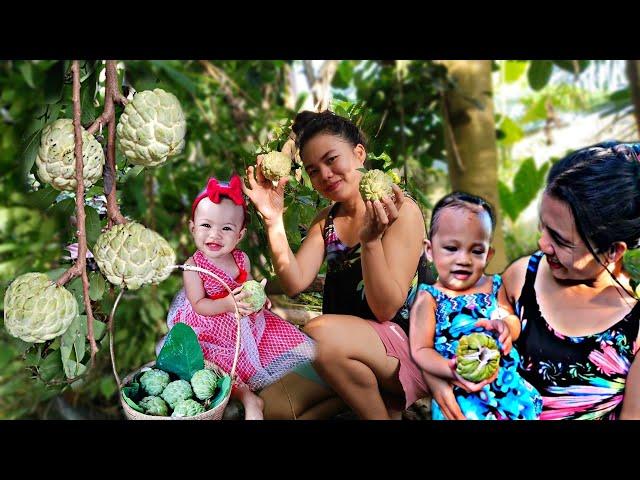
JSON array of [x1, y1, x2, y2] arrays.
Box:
[[93, 222, 176, 290], [241, 280, 267, 313], [139, 396, 169, 416], [161, 379, 193, 409], [260, 151, 292, 182], [140, 369, 170, 396], [455, 332, 500, 383], [36, 118, 105, 191], [117, 88, 186, 167], [359, 169, 394, 201], [171, 398, 206, 418], [4, 272, 78, 343], [191, 369, 218, 401]]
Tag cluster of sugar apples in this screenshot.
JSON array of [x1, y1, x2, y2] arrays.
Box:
[[3, 221, 176, 344], [35, 88, 186, 192], [5, 89, 185, 345], [134, 367, 224, 417]]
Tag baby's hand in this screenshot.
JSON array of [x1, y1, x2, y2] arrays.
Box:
[[230, 286, 254, 317], [475, 318, 512, 355]]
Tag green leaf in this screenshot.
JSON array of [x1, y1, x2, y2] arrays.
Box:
[[88, 271, 106, 302], [66, 277, 85, 315], [18, 62, 35, 89], [156, 323, 204, 381], [84, 205, 101, 248], [38, 350, 64, 382], [44, 61, 65, 104], [45, 268, 68, 281], [210, 374, 231, 409], [25, 186, 59, 210], [150, 61, 197, 95], [20, 128, 42, 183], [49, 198, 76, 219], [499, 158, 549, 222], [121, 382, 144, 412], [498, 180, 517, 221], [496, 115, 524, 145], [504, 60, 528, 83], [93, 318, 107, 340], [60, 315, 87, 378], [123, 165, 145, 181], [528, 61, 553, 91], [100, 377, 117, 399]]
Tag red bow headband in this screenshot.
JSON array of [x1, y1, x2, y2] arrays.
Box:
[[191, 174, 247, 225]]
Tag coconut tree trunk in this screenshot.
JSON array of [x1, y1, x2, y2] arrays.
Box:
[[626, 60, 640, 136], [440, 60, 507, 273]]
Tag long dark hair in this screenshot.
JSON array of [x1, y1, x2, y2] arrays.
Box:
[[546, 141, 640, 295]]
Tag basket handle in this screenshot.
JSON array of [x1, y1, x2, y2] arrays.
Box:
[[109, 264, 243, 389]]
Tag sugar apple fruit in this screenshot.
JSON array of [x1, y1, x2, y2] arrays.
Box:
[[191, 369, 218, 401], [359, 169, 394, 201], [241, 280, 267, 313], [161, 379, 193, 409], [260, 151, 291, 182], [36, 118, 105, 191], [93, 222, 176, 290], [117, 88, 186, 167], [139, 396, 169, 416], [4, 272, 78, 343], [140, 368, 170, 396], [171, 398, 205, 418], [455, 332, 500, 383]]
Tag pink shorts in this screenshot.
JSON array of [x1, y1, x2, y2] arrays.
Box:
[[368, 320, 430, 410]]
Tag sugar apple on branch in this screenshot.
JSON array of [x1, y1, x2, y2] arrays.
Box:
[[93, 222, 176, 290], [117, 88, 186, 167], [35, 119, 105, 191], [4, 272, 78, 343]]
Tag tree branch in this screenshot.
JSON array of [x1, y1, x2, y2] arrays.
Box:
[[102, 61, 127, 226], [55, 61, 99, 366]]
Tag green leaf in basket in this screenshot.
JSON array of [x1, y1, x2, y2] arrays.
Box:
[[156, 323, 205, 381], [121, 382, 144, 413], [210, 375, 232, 409]]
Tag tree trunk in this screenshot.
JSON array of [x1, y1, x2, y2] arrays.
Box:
[[625, 60, 640, 136], [440, 60, 507, 273]]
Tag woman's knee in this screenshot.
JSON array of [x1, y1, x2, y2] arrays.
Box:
[[304, 315, 348, 362]]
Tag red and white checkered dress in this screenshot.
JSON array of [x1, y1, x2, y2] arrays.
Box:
[[167, 249, 315, 391]]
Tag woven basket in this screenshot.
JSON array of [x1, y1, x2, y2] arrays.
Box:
[[111, 265, 241, 420]]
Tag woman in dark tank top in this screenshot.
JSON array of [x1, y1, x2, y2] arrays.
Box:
[[243, 110, 428, 419], [431, 142, 640, 420]]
